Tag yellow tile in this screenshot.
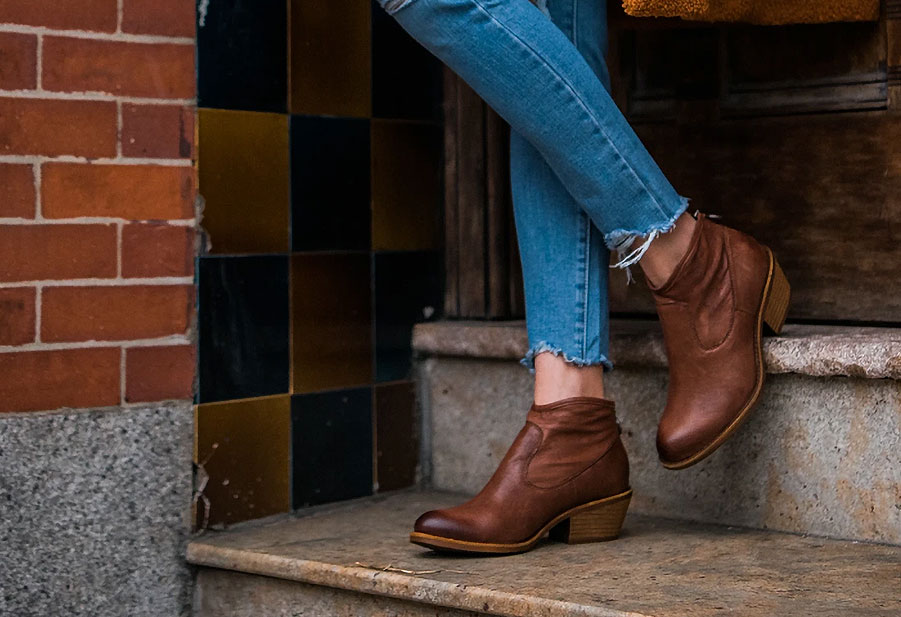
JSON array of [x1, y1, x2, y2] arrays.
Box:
[[194, 395, 291, 528], [198, 109, 290, 254], [290, 0, 371, 117], [371, 120, 442, 251], [292, 253, 373, 393]]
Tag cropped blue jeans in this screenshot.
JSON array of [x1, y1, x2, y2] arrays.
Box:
[[378, 0, 689, 370]]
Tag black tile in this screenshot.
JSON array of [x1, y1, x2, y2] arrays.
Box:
[[375, 382, 419, 492], [292, 388, 374, 507], [197, 0, 288, 112], [197, 255, 290, 403], [371, 0, 442, 121], [291, 116, 371, 251], [374, 251, 442, 382]]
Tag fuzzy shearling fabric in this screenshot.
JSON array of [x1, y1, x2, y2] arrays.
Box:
[[621, 0, 880, 25]]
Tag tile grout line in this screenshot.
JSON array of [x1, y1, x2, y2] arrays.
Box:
[[0, 23, 194, 45]]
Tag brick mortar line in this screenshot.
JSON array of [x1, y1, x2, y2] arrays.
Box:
[[116, 101, 123, 158], [0, 155, 193, 166], [32, 161, 41, 218], [119, 339, 127, 403], [117, 0, 124, 34], [0, 217, 196, 225], [0, 23, 194, 45], [0, 277, 194, 289], [0, 89, 195, 104], [35, 34, 43, 90], [116, 222, 124, 278], [0, 335, 192, 354], [34, 286, 42, 343]]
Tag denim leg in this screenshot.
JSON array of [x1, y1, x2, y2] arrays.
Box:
[[512, 0, 611, 371], [377, 0, 689, 251]]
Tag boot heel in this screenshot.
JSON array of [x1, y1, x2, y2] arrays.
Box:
[[763, 255, 790, 335], [549, 490, 632, 544]]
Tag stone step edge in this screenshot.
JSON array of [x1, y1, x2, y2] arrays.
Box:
[[412, 319, 901, 380], [186, 542, 640, 617]]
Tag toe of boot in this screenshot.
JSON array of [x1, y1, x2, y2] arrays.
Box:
[[413, 509, 468, 540], [656, 423, 700, 466]]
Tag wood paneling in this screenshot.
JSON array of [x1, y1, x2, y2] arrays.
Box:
[[609, 112, 901, 322], [443, 67, 524, 319]]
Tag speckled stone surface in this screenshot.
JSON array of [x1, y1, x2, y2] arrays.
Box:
[[188, 491, 901, 617], [195, 569, 483, 617], [0, 403, 194, 617], [422, 357, 901, 544], [412, 320, 901, 379]]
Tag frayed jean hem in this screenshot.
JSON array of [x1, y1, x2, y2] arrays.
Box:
[[520, 341, 613, 374], [604, 195, 692, 255], [604, 196, 691, 282]]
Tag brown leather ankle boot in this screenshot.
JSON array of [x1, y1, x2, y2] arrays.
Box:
[[410, 396, 631, 554], [650, 214, 791, 470]]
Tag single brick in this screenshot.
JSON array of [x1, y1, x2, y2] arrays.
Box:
[[122, 223, 194, 278], [0, 33, 37, 90], [122, 0, 196, 38], [122, 104, 194, 159], [42, 285, 194, 342], [0, 287, 36, 345], [125, 344, 195, 402], [0, 98, 117, 157], [43, 37, 195, 99], [0, 0, 117, 32], [0, 348, 121, 413], [42, 163, 194, 220], [0, 164, 36, 218], [0, 224, 117, 282]]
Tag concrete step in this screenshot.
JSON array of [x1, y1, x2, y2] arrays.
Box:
[[188, 491, 901, 617], [413, 320, 901, 544]]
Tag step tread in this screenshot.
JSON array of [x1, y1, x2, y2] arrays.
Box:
[[412, 320, 901, 380], [187, 491, 901, 617]]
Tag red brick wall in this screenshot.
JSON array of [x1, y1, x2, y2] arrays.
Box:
[[0, 0, 197, 413]]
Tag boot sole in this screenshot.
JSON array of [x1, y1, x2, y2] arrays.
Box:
[[409, 489, 633, 555], [661, 249, 791, 470]]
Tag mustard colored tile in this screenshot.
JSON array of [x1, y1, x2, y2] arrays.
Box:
[[198, 109, 290, 254], [291, 253, 373, 393], [371, 120, 442, 251], [194, 395, 291, 528], [290, 0, 371, 117]]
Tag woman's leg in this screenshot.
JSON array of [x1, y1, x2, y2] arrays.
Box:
[[394, 0, 633, 554], [508, 0, 610, 404], [378, 0, 689, 254]]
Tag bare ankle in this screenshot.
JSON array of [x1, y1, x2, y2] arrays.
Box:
[[638, 212, 697, 287], [533, 352, 606, 405]]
